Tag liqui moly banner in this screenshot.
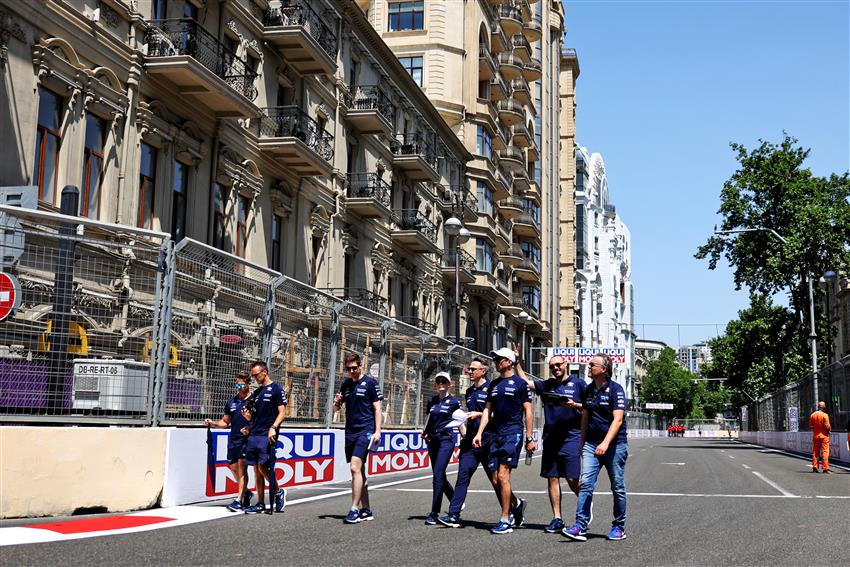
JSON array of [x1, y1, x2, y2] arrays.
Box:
[[367, 431, 460, 475], [548, 347, 628, 364]]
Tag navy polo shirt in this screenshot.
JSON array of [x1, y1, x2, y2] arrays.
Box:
[[425, 394, 461, 437], [532, 376, 586, 447], [339, 375, 383, 434], [463, 380, 490, 439], [248, 382, 286, 437], [224, 395, 251, 445], [582, 380, 628, 444], [486, 374, 531, 436]]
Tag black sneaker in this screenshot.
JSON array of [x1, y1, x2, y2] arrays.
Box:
[[512, 498, 528, 527], [243, 503, 266, 514], [438, 513, 461, 528], [425, 513, 439, 525], [275, 488, 286, 512]]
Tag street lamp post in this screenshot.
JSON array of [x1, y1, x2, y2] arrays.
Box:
[[517, 310, 531, 367], [445, 216, 470, 344], [714, 227, 820, 405]]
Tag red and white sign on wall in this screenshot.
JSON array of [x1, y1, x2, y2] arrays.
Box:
[[0, 272, 21, 321], [548, 347, 628, 364]]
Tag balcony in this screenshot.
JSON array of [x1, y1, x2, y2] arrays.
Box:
[[345, 173, 392, 218], [324, 287, 387, 315], [496, 99, 523, 126], [398, 315, 437, 335], [344, 85, 393, 135], [526, 139, 539, 162], [498, 6, 522, 36], [479, 45, 497, 80], [496, 52, 523, 81], [522, 19, 542, 41], [497, 216, 512, 247], [511, 34, 532, 64], [490, 76, 509, 103], [500, 244, 524, 267], [392, 209, 440, 253], [517, 0, 532, 20], [144, 19, 258, 117], [263, 0, 338, 76], [391, 134, 439, 182], [511, 124, 531, 148], [604, 203, 617, 217], [509, 292, 539, 318], [468, 271, 509, 304], [522, 58, 542, 81], [251, 106, 334, 176], [441, 249, 476, 285], [491, 27, 510, 53], [522, 180, 541, 202], [512, 170, 530, 194], [511, 77, 531, 106], [513, 210, 541, 237], [497, 146, 525, 173], [497, 196, 524, 219], [513, 258, 541, 283]]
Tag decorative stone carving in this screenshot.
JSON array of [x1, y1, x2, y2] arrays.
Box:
[[310, 205, 330, 239], [270, 181, 293, 217], [217, 146, 263, 199], [98, 2, 121, 28], [226, 19, 240, 37], [0, 9, 25, 66], [341, 229, 359, 255]]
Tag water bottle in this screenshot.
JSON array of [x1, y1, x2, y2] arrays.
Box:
[[525, 449, 533, 466]]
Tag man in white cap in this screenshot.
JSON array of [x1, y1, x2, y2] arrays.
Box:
[[472, 347, 536, 534]]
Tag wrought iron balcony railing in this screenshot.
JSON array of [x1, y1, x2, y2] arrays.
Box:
[[498, 5, 522, 22], [345, 173, 391, 208], [498, 146, 524, 162], [511, 34, 531, 55], [263, 0, 338, 60], [344, 85, 394, 125], [145, 18, 258, 101], [253, 106, 334, 161], [398, 315, 437, 335], [324, 287, 387, 315], [391, 133, 437, 168], [396, 209, 437, 242], [498, 196, 524, 209], [442, 249, 476, 272], [515, 209, 541, 230], [496, 99, 523, 116]]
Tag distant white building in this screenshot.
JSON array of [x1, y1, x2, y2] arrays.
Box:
[[574, 146, 635, 401], [634, 339, 668, 400], [678, 343, 712, 374]]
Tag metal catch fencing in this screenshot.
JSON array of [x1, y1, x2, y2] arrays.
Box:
[[0, 206, 501, 428], [741, 356, 849, 432]]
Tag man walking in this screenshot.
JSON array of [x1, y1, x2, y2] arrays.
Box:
[[472, 347, 535, 534], [563, 353, 628, 542], [333, 353, 383, 523], [809, 401, 831, 473], [241, 361, 287, 515], [516, 353, 586, 533]]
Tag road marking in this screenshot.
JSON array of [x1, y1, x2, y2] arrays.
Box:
[[742, 464, 752, 470], [384, 488, 850, 499], [752, 471, 796, 497], [755, 448, 850, 471], [661, 462, 686, 466], [728, 455, 736, 459]]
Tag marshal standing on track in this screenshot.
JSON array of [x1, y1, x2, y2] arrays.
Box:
[[333, 353, 383, 524], [241, 360, 287, 515]]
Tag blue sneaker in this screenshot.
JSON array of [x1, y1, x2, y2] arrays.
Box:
[[226, 499, 243, 512], [243, 503, 266, 514], [512, 498, 528, 527], [544, 517, 565, 533], [425, 513, 438, 525], [607, 526, 626, 540], [562, 523, 587, 541], [359, 508, 374, 522], [490, 519, 513, 534], [274, 488, 286, 512], [344, 509, 362, 524], [438, 513, 460, 528]]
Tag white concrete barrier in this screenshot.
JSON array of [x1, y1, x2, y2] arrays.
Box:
[[739, 430, 850, 464]]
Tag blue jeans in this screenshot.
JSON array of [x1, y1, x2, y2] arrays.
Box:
[[575, 441, 628, 530]]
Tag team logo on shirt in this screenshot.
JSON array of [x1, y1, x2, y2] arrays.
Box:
[[206, 431, 335, 496]]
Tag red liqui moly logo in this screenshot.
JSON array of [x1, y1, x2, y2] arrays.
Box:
[[206, 431, 334, 496], [367, 431, 459, 475]]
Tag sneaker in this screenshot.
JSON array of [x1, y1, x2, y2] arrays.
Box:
[[243, 503, 266, 514], [544, 518, 565, 533], [242, 492, 253, 508], [562, 523, 587, 542], [822, 469, 832, 474], [512, 498, 528, 527], [359, 508, 374, 522], [274, 488, 286, 512], [607, 526, 627, 540], [425, 513, 438, 526], [226, 499, 243, 512], [490, 519, 513, 534], [344, 509, 362, 524], [508, 512, 515, 526], [812, 467, 820, 473], [438, 513, 461, 528]]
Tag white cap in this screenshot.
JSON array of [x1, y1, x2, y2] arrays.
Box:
[[435, 371, 452, 381], [489, 347, 517, 363]]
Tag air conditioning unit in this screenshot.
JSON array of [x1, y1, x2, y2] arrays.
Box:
[[72, 359, 150, 413]]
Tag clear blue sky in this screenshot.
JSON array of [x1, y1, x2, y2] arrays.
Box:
[[562, 0, 850, 348]]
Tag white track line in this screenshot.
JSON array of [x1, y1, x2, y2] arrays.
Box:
[[754, 447, 850, 471], [385, 488, 850, 499], [751, 471, 796, 497], [742, 464, 752, 470]]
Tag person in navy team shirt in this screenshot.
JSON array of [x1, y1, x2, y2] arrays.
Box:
[[563, 353, 629, 542], [205, 371, 253, 512], [422, 371, 461, 525], [472, 347, 536, 535], [333, 352, 383, 524], [515, 350, 587, 534], [241, 360, 287, 515], [438, 357, 523, 528]]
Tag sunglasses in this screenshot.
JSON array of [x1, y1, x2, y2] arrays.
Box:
[[346, 366, 360, 372], [435, 378, 449, 385], [549, 363, 563, 370], [250, 371, 263, 378], [588, 363, 604, 368], [235, 383, 248, 388]]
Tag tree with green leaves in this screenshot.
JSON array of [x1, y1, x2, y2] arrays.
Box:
[[695, 134, 850, 389], [640, 348, 698, 419]]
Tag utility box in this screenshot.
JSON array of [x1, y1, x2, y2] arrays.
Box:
[[72, 359, 150, 413]]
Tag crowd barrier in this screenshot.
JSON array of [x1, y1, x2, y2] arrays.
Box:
[[739, 430, 850, 464]]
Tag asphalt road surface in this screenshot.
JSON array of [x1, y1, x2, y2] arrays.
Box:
[[2, 438, 848, 566]]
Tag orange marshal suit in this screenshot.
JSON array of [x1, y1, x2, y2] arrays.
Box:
[[809, 410, 831, 471]]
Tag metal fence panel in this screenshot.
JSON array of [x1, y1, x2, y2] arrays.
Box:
[[0, 206, 169, 424]]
